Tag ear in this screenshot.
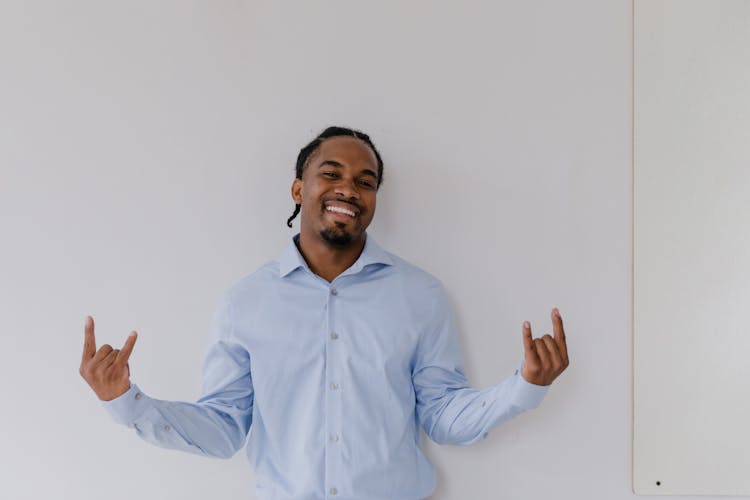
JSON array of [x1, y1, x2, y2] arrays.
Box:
[[291, 178, 303, 205]]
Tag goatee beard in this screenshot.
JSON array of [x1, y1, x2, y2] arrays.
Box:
[[320, 225, 353, 247]]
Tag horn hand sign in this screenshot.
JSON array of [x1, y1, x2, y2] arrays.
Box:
[[79, 316, 138, 401], [520, 308, 569, 386]]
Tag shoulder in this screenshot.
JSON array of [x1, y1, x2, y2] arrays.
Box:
[[223, 260, 280, 302], [382, 250, 453, 329], [383, 250, 447, 298]]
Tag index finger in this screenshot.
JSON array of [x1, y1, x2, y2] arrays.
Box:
[[82, 315, 97, 362], [551, 308, 568, 358]]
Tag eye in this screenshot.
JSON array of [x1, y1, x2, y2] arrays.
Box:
[[322, 171, 339, 178], [359, 179, 376, 189]]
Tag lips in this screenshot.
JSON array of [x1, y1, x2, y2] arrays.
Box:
[[323, 200, 360, 218]]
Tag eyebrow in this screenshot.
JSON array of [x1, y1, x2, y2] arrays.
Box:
[[319, 160, 379, 180]]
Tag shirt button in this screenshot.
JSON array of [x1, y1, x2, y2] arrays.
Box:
[[164, 425, 171, 432], [330, 331, 339, 340], [330, 487, 338, 495], [330, 433, 339, 442], [135, 392, 142, 400], [330, 382, 339, 390], [330, 288, 338, 296], [483, 432, 489, 439], [481, 401, 486, 407]]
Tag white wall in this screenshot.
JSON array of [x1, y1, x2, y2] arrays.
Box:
[[633, 0, 750, 495], [0, 1, 720, 499]]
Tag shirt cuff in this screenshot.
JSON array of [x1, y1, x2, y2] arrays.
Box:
[[100, 383, 150, 426], [510, 368, 549, 410]]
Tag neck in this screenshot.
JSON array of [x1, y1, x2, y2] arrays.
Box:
[[297, 229, 366, 283]]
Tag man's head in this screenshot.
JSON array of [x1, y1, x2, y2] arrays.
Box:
[[288, 126, 384, 248]]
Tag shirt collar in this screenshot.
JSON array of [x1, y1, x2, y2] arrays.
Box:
[[278, 233, 394, 278]]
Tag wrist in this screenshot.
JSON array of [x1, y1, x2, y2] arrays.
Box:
[[96, 382, 131, 401]]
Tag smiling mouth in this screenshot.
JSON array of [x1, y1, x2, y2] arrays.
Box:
[[325, 205, 357, 218]]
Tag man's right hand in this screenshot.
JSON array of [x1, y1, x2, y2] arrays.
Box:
[[79, 315, 137, 401]]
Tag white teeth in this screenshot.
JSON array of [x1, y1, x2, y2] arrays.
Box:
[[326, 205, 356, 217]]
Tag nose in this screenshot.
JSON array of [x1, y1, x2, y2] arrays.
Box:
[[334, 177, 360, 200]]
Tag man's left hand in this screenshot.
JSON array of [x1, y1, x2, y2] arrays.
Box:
[[520, 308, 569, 386]]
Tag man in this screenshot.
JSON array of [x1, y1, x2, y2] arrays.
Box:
[[80, 126, 569, 500]]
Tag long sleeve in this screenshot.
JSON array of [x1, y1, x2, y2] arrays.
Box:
[[412, 282, 548, 446], [101, 293, 254, 458]]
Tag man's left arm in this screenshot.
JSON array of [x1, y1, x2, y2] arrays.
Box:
[[412, 283, 569, 445]]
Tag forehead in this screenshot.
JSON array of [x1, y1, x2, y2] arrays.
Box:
[[311, 136, 378, 171]]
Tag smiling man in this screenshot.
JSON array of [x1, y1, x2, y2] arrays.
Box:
[[80, 126, 569, 500], [288, 130, 380, 282]]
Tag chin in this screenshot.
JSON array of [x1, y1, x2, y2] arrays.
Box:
[[319, 228, 353, 247], [319, 219, 368, 247]]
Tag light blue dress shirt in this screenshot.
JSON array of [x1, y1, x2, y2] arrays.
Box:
[[103, 233, 548, 500]]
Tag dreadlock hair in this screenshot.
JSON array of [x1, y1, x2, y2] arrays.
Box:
[[286, 126, 384, 228]]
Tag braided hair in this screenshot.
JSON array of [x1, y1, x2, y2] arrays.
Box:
[[286, 126, 384, 228]]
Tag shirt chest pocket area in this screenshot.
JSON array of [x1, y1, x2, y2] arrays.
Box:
[[335, 308, 418, 382]]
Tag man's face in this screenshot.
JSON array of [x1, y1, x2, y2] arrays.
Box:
[[291, 136, 379, 248]]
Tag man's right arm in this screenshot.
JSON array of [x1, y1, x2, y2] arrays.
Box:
[[81, 294, 254, 459]]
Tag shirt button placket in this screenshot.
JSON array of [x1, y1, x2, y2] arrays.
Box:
[[325, 285, 343, 498]]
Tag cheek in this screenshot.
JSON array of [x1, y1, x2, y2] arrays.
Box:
[[300, 183, 322, 206], [364, 198, 377, 219]]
